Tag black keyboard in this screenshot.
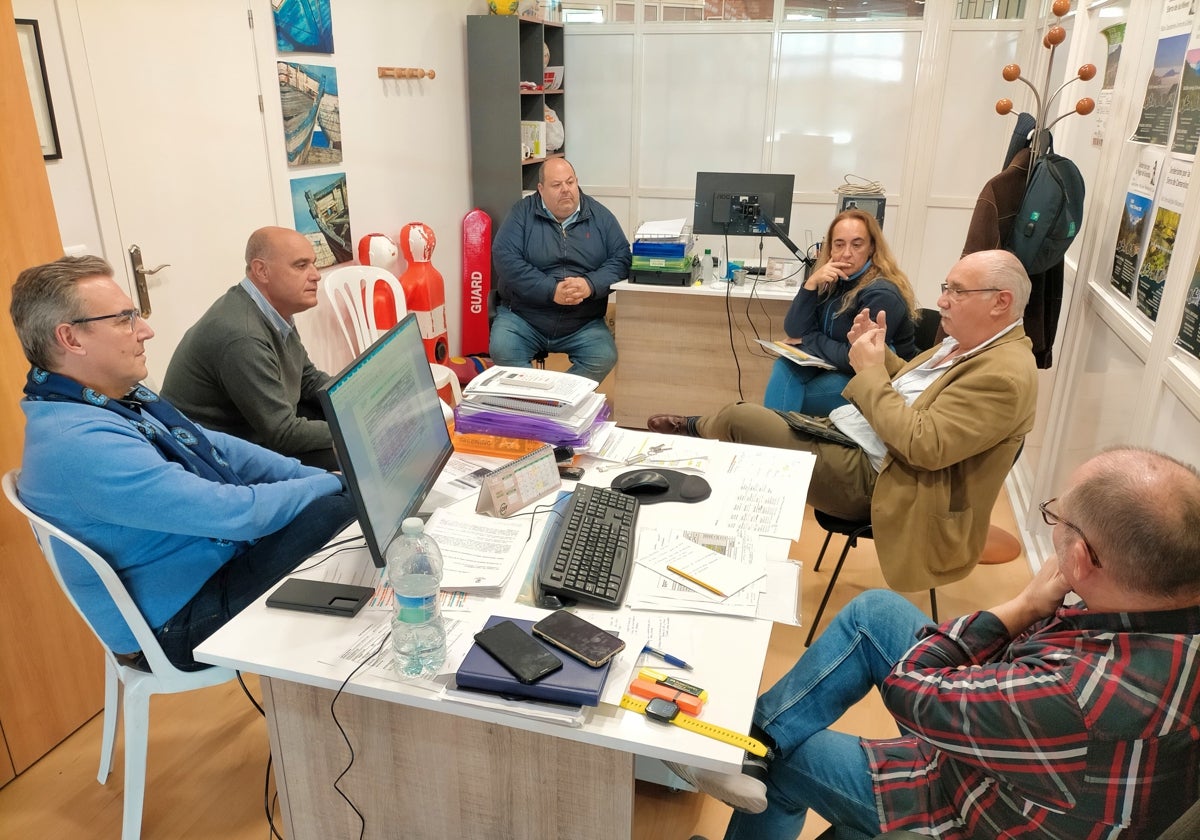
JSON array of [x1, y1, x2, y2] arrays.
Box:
[[537, 484, 639, 608]]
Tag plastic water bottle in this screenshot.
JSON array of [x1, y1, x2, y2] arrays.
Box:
[[711, 246, 727, 286], [386, 518, 446, 678]]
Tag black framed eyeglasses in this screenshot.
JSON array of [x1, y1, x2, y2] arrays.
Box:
[[1039, 497, 1102, 568], [70, 309, 141, 330], [940, 283, 1003, 298]]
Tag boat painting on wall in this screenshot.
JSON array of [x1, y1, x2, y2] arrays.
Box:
[[274, 0, 334, 54], [278, 61, 341, 166], [291, 172, 353, 268]]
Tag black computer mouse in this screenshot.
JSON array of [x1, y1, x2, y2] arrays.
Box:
[[615, 469, 671, 495]]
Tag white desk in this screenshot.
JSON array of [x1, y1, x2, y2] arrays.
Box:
[[611, 279, 799, 428], [196, 437, 813, 840]]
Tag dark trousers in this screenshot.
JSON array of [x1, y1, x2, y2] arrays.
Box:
[[155, 489, 357, 670]]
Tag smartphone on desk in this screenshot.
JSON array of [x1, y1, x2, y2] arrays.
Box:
[[532, 610, 625, 668], [473, 620, 563, 684]]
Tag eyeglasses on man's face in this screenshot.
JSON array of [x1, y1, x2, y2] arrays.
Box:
[[70, 309, 142, 331], [940, 283, 1003, 299], [1039, 497, 1102, 568]]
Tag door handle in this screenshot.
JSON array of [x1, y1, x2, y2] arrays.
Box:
[[128, 244, 170, 317]]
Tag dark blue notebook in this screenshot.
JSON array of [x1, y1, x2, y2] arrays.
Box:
[[455, 615, 612, 707]]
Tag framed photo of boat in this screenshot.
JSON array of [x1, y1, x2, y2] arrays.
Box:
[[278, 62, 341, 167], [15, 19, 61, 161], [290, 172, 353, 268]]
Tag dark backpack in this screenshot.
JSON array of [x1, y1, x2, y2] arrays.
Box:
[[1007, 151, 1085, 275]]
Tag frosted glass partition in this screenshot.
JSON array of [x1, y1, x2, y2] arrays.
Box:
[[930, 28, 1022, 199], [566, 33, 636, 187], [1047, 308, 1144, 494], [639, 32, 773, 187], [915, 206, 971, 306], [1152, 387, 1200, 468], [774, 30, 920, 196]]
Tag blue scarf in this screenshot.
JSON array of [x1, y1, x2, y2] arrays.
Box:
[[23, 367, 244, 486]]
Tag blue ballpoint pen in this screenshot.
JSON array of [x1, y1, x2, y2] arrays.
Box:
[[641, 645, 692, 671]]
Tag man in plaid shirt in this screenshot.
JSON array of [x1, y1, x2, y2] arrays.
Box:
[[674, 447, 1200, 839]]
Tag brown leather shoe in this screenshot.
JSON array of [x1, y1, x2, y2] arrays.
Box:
[[647, 414, 694, 436]]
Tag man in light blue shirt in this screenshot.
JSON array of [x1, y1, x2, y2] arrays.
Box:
[[11, 255, 355, 669]]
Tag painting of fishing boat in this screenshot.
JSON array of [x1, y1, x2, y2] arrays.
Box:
[[274, 0, 334, 55], [291, 172, 353, 268], [278, 62, 341, 166]]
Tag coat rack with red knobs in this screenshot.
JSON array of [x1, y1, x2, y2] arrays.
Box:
[[994, 0, 1096, 173]]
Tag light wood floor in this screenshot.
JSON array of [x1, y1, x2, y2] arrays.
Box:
[[0, 495, 1031, 840]]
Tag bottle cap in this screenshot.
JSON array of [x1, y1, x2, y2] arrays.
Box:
[[401, 517, 424, 534]]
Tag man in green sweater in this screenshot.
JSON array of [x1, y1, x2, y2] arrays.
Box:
[[162, 226, 336, 470]]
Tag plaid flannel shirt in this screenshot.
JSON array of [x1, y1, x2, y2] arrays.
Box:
[[866, 604, 1200, 838]]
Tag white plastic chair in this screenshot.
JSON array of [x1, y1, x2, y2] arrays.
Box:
[[2, 470, 236, 840], [322, 264, 408, 356]]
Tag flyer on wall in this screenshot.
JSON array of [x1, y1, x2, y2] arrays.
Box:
[[1170, 32, 1200, 156], [1136, 156, 1191, 321], [1092, 23, 1126, 149], [1176, 257, 1200, 360], [1131, 33, 1188, 147], [1111, 146, 1164, 297]]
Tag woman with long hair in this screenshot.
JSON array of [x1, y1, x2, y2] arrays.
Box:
[[763, 208, 919, 414]]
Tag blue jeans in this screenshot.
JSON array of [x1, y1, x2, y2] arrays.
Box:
[[725, 591, 930, 840], [762, 358, 852, 416], [156, 489, 357, 670], [490, 306, 616, 383]]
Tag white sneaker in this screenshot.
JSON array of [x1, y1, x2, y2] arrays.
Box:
[[664, 760, 768, 814]]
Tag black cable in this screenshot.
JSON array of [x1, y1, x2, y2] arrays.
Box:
[[264, 753, 284, 840], [237, 670, 265, 717], [330, 633, 389, 840], [290, 536, 367, 574]]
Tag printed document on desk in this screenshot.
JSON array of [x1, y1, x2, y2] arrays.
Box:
[[628, 528, 769, 618], [424, 506, 529, 594]]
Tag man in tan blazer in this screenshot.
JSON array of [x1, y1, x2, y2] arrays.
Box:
[[648, 250, 1037, 592]]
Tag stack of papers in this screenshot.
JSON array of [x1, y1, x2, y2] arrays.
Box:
[[455, 367, 609, 446], [629, 528, 769, 618], [423, 507, 529, 595]]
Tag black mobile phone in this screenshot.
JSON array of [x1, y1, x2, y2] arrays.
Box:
[[265, 578, 374, 617], [473, 620, 563, 684], [532, 610, 625, 668]]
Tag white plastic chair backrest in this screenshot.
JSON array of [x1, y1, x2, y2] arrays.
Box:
[[322, 265, 407, 356], [2, 470, 188, 682]]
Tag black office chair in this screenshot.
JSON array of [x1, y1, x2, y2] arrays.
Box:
[[805, 511, 938, 647], [804, 307, 943, 647]]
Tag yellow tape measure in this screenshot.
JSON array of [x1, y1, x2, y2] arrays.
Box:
[[619, 694, 769, 757]]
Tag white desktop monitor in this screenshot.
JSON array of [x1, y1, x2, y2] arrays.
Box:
[[318, 313, 453, 568]]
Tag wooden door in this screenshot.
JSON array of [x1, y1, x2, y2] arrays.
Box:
[[0, 4, 105, 780]]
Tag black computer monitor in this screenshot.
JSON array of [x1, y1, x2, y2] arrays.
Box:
[[693, 171, 808, 263], [319, 313, 453, 568], [693, 171, 796, 238]]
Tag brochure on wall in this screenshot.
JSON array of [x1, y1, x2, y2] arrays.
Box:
[[1092, 24, 1126, 149], [1136, 156, 1191, 321], [1161, 0, 1196, 34], [1175, 257, 1200, 360], [1110, 146, 1163, 297], [1171, 35, 1200, 156], [1132, 32, 1188, 147]]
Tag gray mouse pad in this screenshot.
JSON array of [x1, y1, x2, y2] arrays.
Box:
[[610, 468, 712, 505]]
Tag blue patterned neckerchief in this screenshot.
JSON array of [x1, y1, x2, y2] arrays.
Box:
[[23, 367, 244, 486]]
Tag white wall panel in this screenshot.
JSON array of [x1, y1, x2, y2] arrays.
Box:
[[1048, 310, 1144, 494], [639, 32, 773, 188], [774, 31, 920, 196], [1151, 387, 1200, 467], [931, 29, 1023, 199], [914, 206, 970, 307], [567, 33, 636, 188]]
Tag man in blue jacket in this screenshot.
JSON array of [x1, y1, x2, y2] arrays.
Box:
[[10, 255, 356, 670], [491, 157, 631, 382]]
